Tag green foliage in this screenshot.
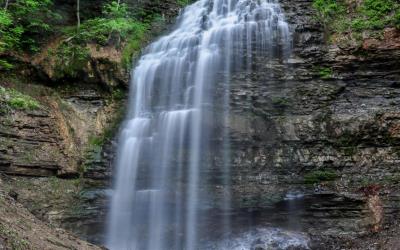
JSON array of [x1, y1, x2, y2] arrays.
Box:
[[1, 0, 190, 73], [318, 67, 333, 79], [0, 86, 40, 110], [313, 0, 400, 36], [122, 35, 143, 68], [351, 0, 399, 31], [0, 59, 13, 70], [51, 43, 90, 78], [0, 9, 20, 68], [313, 0, 345, 22], [0, 0, 60, 68], [63, 1, 148, 47], [103, 1, 129, 19], [1, 0, 59, 53], [304, 169, 338, 184], [60, 1, 149, 69], [76, 17, 148, 46], [177, 0, 192, 7], [111, 88, 125, 100], [0, 9, 12, 28], [8, 97, 39, 110]]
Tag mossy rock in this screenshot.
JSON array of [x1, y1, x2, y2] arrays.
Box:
[[304, 169, 338, 184]]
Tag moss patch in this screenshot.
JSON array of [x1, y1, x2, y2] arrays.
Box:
[[317, 67, 333, 79], [0, 86, 40, 111], [304, 169, 338, 184]]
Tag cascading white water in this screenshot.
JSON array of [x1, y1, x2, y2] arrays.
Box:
[[107, 1, 291, 249]]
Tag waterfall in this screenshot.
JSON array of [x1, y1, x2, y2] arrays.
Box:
[[107, 0, 291, 249]]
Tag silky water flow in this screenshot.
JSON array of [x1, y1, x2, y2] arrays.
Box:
[[107, 0, 291, 249]]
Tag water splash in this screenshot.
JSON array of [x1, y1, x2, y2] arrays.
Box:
[[202, 227, 310, 250], [107, 0, 291, 249]]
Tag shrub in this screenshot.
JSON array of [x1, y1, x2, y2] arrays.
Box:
[[0, 87, 40, 110], [52, 43, 90, 78], [313, 0, 345, 23], [60, 1, 149, 69], [66, 2, 148, 47], [5, 0, 60, 52], [351, 0, 396, 31], [313, 0, 400, 39], [8, 97, 39, 110], [0, 0, 60, 68]]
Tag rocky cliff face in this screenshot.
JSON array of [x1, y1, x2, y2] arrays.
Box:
[[0, 82, 122, 178], [220, 0, 400, 247], [0, 0, 190, 247], [1, 0, 399, 249], [0, 80, 122, 245]]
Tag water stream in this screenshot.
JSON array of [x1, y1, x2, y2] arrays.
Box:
[[107, 0, 292, 249]]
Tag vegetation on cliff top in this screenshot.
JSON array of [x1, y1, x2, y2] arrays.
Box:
[[313, 0, 400, 44], [0, 0, 60, 69], [0, 0, 191, 72]]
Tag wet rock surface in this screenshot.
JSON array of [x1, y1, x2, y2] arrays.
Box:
[[209, 0, 400, 247], [1, 0, 400, 249], [69, 0, 400, 247]]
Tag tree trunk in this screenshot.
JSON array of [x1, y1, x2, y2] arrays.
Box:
[[77, 0, 80, 30], [4, 0, 9, 10]]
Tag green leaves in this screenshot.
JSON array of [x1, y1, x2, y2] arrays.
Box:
[[318, 67, 333, 79], [350, 0, 400, 31], [0, 0, 59, 56], [312, 0, 345, 22], [103, 1, 129, 19], [77, 17, 148, 46], [0, 10, 12, 29], [177, 0, 191, 7], [0, 87, 40, 110], [11, 0, 58, 51], [0, 9, 22, 69], [313, 0, 400, 42], [52, 43, 90, 78], [0, 59, 13, 70], [0, 9, 16, 52], [312, 0, 337, 15], [66, 1, 148, 46]]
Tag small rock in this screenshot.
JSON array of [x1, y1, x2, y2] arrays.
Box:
[[287, 58, 305, 64], [8, 190, 18, 200]]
